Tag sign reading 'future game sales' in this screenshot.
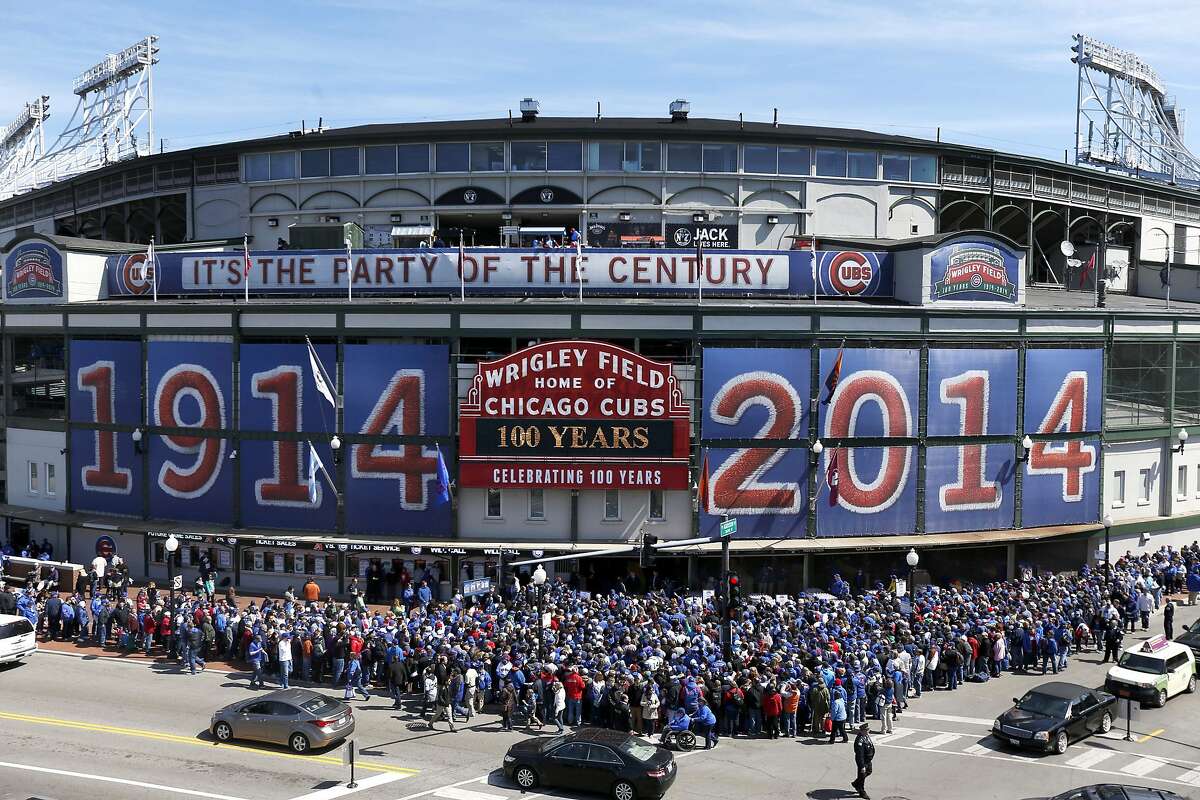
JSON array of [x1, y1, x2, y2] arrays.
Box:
[[458, 341, 691, 489]]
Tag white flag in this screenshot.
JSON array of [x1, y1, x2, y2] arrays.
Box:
[[307, 442, 325, 505], [306, 337, 337, 409]]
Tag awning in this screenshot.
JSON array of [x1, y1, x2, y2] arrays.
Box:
[[518, 226, 566, 235], [390, 225, 433, 238]]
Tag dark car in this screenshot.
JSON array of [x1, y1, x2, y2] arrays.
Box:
[[992, 681, 1117, 754], [1176, 623, 1200, 659], [503, 728, 676, 800], [1046, 784, 1189, 800]]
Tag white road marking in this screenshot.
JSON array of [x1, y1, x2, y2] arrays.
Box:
[[913, 732, 961, 749], [1177, 768, 1200, 785], [288, 772, 408, 800], [963, 741, 1003, 755], [434, 788, 508, 800], [901, 711, 994, 727], [1120, 756, 1166, 777], [1065, 749, 1116, 769], [876, 730, 914, 743], [0, 759, 252, 800]]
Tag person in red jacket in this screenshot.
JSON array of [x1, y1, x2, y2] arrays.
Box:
[[762, 683, 783, 739], [563, 667, 585, 726]]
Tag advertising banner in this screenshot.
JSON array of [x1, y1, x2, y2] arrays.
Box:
[[698, 446, 809, 539], [924, 444, 1016, 533], [238, 343, 337, 433], [4, 240, 65, 303], [146, 341, 235, 523], [1023, 437, 1101, 527], [239, 439, 337, 531], [69, 339, 142, 426], [929, 238, 1020, 303], [665, 223, 739, 249], [103, 248, 892, 299], [343, 343, 451, 535], [1024, 349, 1102, 433], [926, 348, 1018, 437], [69, 426, 144, 517], [459, 341, 690, 490], [815, 445, 918, 536]]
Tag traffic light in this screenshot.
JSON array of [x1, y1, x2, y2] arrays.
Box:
[[639, 533, 658, 568], [726, 571, 741, 615]]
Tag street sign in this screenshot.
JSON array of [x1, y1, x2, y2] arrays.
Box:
[[500, 225, 519, 236], [462, 577, 492, 597], [171, 574, 183, 590], [720, 518, 737, 537]]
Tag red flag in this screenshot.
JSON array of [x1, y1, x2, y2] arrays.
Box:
[[698, 451, 710, 513], [243, 236, 253, 278], [826, 448, 840, 507], [822, 348, 844, 405], [1078, 251, 1095, 289]]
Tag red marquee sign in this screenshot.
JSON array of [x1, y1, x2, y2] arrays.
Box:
[[459, 340, 691, 489]]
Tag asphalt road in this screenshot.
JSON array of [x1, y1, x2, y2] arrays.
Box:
[[0, 611, 1197, 800]]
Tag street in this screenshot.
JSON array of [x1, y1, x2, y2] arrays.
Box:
[[1, 615, 1196, 800]]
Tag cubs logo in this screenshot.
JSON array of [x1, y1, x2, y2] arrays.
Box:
[[825, 251, 876, 296], [118, 252, 156, 296]]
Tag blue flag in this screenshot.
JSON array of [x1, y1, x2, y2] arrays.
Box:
[[435, 444, 452, 505]]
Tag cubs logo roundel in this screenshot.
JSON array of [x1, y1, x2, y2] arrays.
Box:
[[825, 251, 876, 296]]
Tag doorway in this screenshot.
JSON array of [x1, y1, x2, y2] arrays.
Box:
[[436, 214, 503, 246]]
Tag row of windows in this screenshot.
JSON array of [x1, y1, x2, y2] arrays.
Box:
[[1110, 463, 1200, 507], [484, 488, 664, 521], [244, 141, 937, 182]]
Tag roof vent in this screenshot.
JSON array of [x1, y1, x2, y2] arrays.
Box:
[[519, 98, 540, 121], [669, 99, 690, 121]]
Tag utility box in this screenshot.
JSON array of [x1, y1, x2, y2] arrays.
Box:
[[286, 221, 363, 250]]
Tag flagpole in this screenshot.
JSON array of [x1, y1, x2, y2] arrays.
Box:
[[147, 236, 157, 303], [305, 335, 339, 405], [345, 237, 353, 302], [812, 235, 818, 307], [459, 234, 466, 302], [576, 242, 584, 304], [243, 235, 250, 303], [696, 238, 703, 305]]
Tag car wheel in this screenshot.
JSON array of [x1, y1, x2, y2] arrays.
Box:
[[514, 766, 538, 790], [1187, 675, 1196, 694], [213, 721, 233, 742], [289, 732, 311, 754], [1156, 688, 1168, 708], [1053, 730, 1069, 754], [1099, 712, 1112, 733], [612, 780, 637, 800]]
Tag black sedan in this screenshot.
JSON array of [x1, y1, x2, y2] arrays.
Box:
[[1045, 784, 1189, 800], [503, 728, 676, 800], [1176, 622, 1200, 659], [992, 681, 1117, 754]]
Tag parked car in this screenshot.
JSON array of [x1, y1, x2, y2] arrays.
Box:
[[992, 681, 1117, 754], [1104, 634, 1197, 707], [210, 688, 354, 753], [0, 614, 36, 665], [503, 728, 676, 800], [1045, 784, 1189, 800], [1174, 622, 1200, 660]]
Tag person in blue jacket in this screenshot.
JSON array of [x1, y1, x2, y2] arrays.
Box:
[[661, 707, 691, 746], [694, 699, 718, 749], [247, 635, 266, 689]]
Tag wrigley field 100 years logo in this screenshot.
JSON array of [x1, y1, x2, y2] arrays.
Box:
[[5, 242, 64, 300], [933, 244, 1015, 301]]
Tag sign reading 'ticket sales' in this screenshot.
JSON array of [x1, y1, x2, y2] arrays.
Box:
[[458, 341, 691, 489]]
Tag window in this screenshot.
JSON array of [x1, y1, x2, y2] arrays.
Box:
[[45, 463, 56, 497], [815, 148, 847, 177], [604, 489, 620, 520], [300, 149, 330, 178], [587, 141, 659, 172], [270, 152, 297, 180], [882, 153, 910, 182], [778, 146, 810, 175], [667, 142, 702, 172], [702, 143, 738, 173], [744, 145, 777, 174], [486, 488, 502, 519], [588, 141, 623, 171], [627, 141, 660, 171], [1107, 342, 1170, 428], [1178, 464, 1188, 500], [1138, 468, 1151, 505], [550, 743, 590, 760], [547, 141, 582, 171], [194, 155, 239, 185], [847, 150, 878, 179], [397, 143, 429, 173], [911, 155, 937, 183], [329, 147, 359, 176], [649, 489, 664, 520], [365, 145, 397, 175], [245, 153, 270, 182], [511, 141, 546, 171], [529, 489, 545, 520], [27, 462, 38, 495], [435, 143, 469, 172], [10, 335, 66, 419], [470, 142, 505, 171], [1175, 342, 1200, 424], [1111, 470, 1126, 507], [586, 745, 624, 765]]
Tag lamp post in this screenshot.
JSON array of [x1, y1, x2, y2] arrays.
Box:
[[164, 534, 180, 615], [331, 434, 342, 465], [532, 564, 547, 664], [1174, 428, 1189, 453], [905, 548, 919, 615], [1101, 514, 1114, 578]]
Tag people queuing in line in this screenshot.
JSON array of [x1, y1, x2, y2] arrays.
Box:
[[2, 542, 1198, 748]]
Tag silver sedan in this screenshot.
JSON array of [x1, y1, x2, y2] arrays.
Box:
[[210, 688, 355, 753]]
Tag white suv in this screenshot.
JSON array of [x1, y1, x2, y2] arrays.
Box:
[[0, 614, 36, 665], [1104, 634, 1197, 708]]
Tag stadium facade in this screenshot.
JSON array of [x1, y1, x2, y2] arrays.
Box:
[[2, 104, 1199, 596]]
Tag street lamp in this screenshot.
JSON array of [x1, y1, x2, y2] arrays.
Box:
[[532, 564, 548, 664], [331, 434, 342, 464], [810, 439, 824, 464], [1101, 514, 1114, 577], [1017, 435, 1033, 463], [132, 427, 144, 454], [164, 534, 180, 616], [1175, 428, 1189, 453], [905, 548, 919, 613]]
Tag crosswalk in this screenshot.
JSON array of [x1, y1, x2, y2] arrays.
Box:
[[874, 726, 1200, 789]]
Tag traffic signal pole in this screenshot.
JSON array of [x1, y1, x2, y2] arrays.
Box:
[[721, 532, 732, 664]]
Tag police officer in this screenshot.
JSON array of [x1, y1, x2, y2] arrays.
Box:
[[852, 722, 874, 799]]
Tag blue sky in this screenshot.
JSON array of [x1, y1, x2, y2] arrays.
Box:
[[2, 0, 1198, 160]]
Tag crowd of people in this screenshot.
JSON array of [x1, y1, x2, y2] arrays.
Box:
[[3, 542, 1199, 753]]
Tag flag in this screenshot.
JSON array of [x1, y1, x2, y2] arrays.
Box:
[[826, 448, 840, 507], [821, 348, 844, 405], [434, 444, 452, 505], [306, 337, 337, 409], [1078, 251, 1095, 289], [697, 450, 710, 513], [145, 238, 157, 303], [307, 442, 325, 505], [243, 235, 252, 302]]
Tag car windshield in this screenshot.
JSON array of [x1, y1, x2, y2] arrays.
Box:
[[1117, 652, 1166, 674], [299, 696, 341, 716], [618, 738, 659, 762], [1015, 691, 1070, 717]]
